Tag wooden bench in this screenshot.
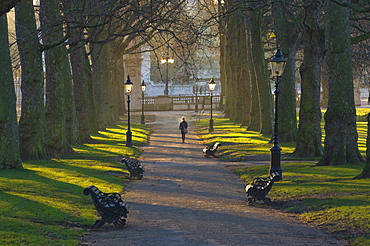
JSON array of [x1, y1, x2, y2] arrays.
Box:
[[120, 157, 144, 179], [245, 172, 281, 204], [83, 185, 128, 230], [203, 142, 221, 158]]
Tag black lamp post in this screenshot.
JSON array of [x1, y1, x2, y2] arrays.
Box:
[[195, 82, 198, 112], [269, 48, 286, 179], [161, 55, 174, 96], [208, 78, 216, 132], [140, 80, 146, 124], [124, 76, 134, 147]]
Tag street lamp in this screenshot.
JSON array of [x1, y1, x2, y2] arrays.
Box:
[[208, 77, 216, 132], [161, 55, 174, 95], [124, 76, 134, 147], [140, 80, 147, 124], [269, 48, 286, 179], [194, 81, 199, 112]]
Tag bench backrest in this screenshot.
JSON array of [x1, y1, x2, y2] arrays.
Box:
[[83, 186, 123, 209], [211, 142, 221, 151], [121, 157, 141, 169]]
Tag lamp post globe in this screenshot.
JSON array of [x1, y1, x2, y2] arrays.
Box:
[[140, 80, 146, 124], [124, 76, 134, 147], [161, 55, 174, 96], [269, 48, 286, 179], [208, 77, 216, 132]]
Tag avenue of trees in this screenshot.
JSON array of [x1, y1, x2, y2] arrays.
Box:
[[211, 0, 370, 178], [1, 0, 370, 178]]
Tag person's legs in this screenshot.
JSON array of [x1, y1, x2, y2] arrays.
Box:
[[181, 131, 185, 143]]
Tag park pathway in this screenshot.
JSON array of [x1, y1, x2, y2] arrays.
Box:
[[81, 111, 347, 246]]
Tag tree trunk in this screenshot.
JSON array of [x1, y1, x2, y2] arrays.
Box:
[[40, 0, 76, 157], [111, 41, 126, 119], [61, 0, 93, 143], [100, 43, 113, 126], [249, 10, 273, 135], [317, 0, 364, 166], [355, 113, 370, 178], [218, 0, 226, 112], [0, 15, 22, 169], [272, 2, 299, 142], [91, 43, 107, 130], [245, 11, 259, 131], [84, 44, 98, 133], [247, 63, 261, 131], [292, 0, 324, 157], [69, 39, 93, 143], [15, 0, 48, 160], [321, 56, 329, 108], [223, 0, 247, 122]]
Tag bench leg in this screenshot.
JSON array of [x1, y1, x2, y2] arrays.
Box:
[[91, 219, 105, 230], [113, 217, 127, 229]]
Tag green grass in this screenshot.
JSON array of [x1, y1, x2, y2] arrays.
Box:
[[196, 115, 296, 161], [0, 116, 151, 245], [233, 162, 370, 245], [196, 109, 370, 245]]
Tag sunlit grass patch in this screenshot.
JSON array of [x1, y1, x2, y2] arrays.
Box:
[[196, 118, 295, 160], [0, 121, 151, 245], [234, 158, 370, 244], [197, 109, 368, 160], [202, 111, 370, 244]]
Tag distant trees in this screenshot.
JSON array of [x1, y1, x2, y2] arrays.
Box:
[[214, 0, 273, 134], [1, 0, 196, 168], [216, 0, 369, 171], [3, 0, 370, 176]]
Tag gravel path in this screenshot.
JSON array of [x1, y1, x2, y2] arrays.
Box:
[[80, 111, 348, 246]]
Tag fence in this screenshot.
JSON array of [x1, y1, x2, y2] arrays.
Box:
[[140, 95, 221, 111]]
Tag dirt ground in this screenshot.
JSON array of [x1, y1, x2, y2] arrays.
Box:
[[79, 111, 348, 246]]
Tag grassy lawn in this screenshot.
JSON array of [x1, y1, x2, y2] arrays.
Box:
[[196, 109, 370, 246], [0, 115, 152, 245]]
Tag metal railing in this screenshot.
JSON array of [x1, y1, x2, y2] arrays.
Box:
[[140, 95, 221, 111]]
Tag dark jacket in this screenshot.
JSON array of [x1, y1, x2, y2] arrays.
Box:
[[179, 121, 188, 131]]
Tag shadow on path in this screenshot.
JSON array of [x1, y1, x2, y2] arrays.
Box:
[[80, 111, 348, 246]]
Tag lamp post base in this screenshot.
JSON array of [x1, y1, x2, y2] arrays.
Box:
[[126, 131, 132, 147], [141, 115, 145, 124], [270, 145, 282, 179], [209, 119, 214, 132]]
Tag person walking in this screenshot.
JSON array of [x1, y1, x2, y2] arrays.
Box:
[[179, 117, 188, 143]]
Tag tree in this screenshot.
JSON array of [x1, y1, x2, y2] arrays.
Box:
[[40, 0, 78, 157], [15, 0, 48, 160], [223, 0, 249, 122], [0, 14, 22, 169], [272, 1, 299, 142], [317, 0, 364, 166], [248, 9, 273, 134], [61, 0, 94, 143], [291, 0, 325, 157]]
